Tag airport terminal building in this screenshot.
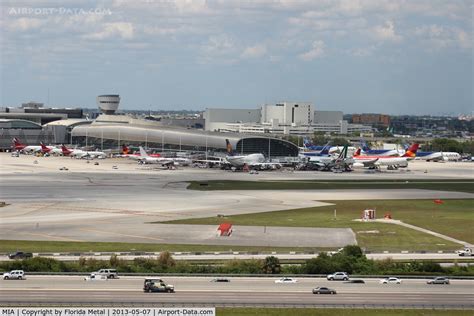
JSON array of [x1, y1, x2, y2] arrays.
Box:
[[70, 95, 299, 157]]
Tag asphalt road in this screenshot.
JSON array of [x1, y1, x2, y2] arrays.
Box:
[[1, 276, 473, 308], [0, 252, 470, 262]]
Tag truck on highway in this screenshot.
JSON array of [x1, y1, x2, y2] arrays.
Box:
[[457, 247, 474, 256], [143, 278, 175, 293]]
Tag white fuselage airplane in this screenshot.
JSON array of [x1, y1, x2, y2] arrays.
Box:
[[138, 147, 174, 165], [225, 153, 266, 167], [61, 145, 106, 159], [40, 143, 62, 155], [352, 144, 419, 169], [12, 138, 41, 153]]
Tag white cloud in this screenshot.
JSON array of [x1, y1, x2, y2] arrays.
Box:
[[414, 24, 472, 50], [84, 22, 134, 40], [350, 45, 378, 57], [299, 40, 325, 61], [371, 20, 403, 42], [7, 17, 45, 31], [241, 44, 267, 59]]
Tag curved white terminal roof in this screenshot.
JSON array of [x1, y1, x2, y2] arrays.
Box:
[[71, 123, 298, 155], [43, 119, 92, 128]]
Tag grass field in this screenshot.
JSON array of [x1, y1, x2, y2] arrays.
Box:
[[163, 199, 474, 251], [188, 179, 474, 193], [217, 308, 471, 316], [0, 240, 334, 254]]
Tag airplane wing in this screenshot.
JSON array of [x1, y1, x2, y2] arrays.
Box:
[[361, 158, 379, 167]]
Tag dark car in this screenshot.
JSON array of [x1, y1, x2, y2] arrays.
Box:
[[427, 277, 450, 285], [312, 287, 337, 294], [211, 277, 230, 282], [8, 251, 33, 260], [344, 279, 365, 284], [143, 278, 175, 293]]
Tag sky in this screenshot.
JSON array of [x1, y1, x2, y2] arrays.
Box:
[[0, 0, 472, 115]]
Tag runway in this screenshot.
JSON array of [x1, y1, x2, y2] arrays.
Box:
[[0, 154, 472, 248], [1, 276, 473, 308]]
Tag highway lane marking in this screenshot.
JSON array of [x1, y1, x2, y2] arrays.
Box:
[[79, 228, 164, 241], [1, 289, 473, 295], [0, 229, 83, 242]]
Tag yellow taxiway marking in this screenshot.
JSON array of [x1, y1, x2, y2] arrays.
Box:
[[79, 228, 164, 241]]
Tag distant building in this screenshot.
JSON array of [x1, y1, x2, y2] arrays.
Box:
[[204, 104, 371, 135], [352, 113, 391, 128], [21, 101, 44, 109], [314, 111, 343, 124]]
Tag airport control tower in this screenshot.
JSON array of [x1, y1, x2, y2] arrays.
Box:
[[97, 95, 120, 115]]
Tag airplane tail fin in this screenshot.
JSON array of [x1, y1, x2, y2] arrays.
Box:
[[319, 141, 331, 155], [12, 137, 24, 149], [40, 142, 49, 152], [139, 146, 149, 157], [336, 145, 348, 161], [225, 139, 234, 155], [303, 137, 312, 148], [61, 145, 72, 155], [354, 148, 361, 157], [361, 140, 371, 152], [402, 143, 419, 158], [122, 144, 130, 155]]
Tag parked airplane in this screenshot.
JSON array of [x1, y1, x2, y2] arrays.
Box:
[[414, 151, 444, 162], [360, 140, 399, 156], [224, 139, 281, 170], [441, 152, 462, 161], [61, 145, 107, 159], [120, 145, 162, 159], [300, 142, 332, 157], [137, 147, 174, 166], [301, 138, 347, 155], [11, 138, 42, 153], [302, 138, 326, 151], [305, 145, 353, 171], [40, 142, 62, 155], [353, 143, 419, 169]]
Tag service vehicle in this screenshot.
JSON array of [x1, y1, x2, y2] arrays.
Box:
[[327, 272, 349, 281], [427, 277, 450, 285], [8, 251, 33, 260], [275, 277, 298, 284], [143, 278, 175, 293], [96, 269, 118, 279], [3, 270, 25, 280], [457, 247, 474, 256], [380, 277, 402, 284], [312, 287, 337, 294]]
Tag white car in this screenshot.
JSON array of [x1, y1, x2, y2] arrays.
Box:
[[275, 277, 298, 284], [3, 270, 25, 280], [380, 277, 402, 284], [327, 272, 349, 281], [84, 273, 108, 281]]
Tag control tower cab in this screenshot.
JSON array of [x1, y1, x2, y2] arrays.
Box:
[[97, 95, 120, 115]]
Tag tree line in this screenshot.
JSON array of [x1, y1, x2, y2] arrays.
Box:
[[1, 246, 472, 276]]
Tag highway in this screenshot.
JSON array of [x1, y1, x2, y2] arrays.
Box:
[[1, 276, 473, 308]]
